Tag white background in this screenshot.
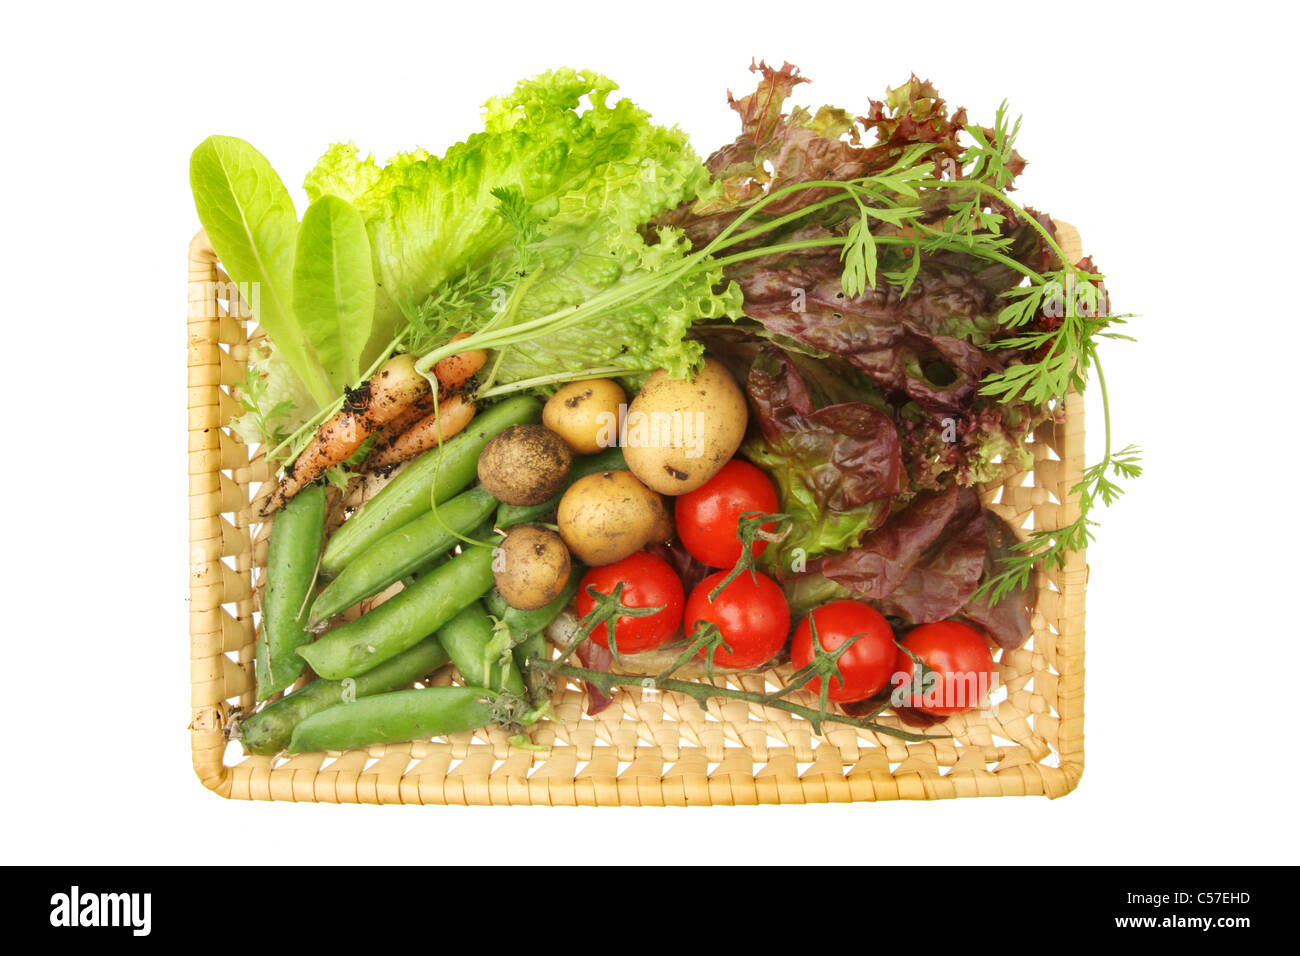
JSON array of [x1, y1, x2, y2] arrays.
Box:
[[3, 0, 1297, 865]]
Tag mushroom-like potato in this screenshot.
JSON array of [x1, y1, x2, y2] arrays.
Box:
[[621, 358, 747, 495], [493, 525, 572, 611], [542, 379, 627, 455], [477, 424, 572, 506], [557, 469, 670, 566]]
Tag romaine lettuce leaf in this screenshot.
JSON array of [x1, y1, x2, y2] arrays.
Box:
[[191, 136, 336, 409], [292, 195, 375, 390], [192, 137, 389, 411]]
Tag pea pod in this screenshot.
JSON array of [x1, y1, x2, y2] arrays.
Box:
[[287, 686, 499, 753], [496, 446, 626, 529], [396, 519, 498, 590], [255, 483, 326, 701], [238, 637, 450, 755], [321, 395, 541, 576], [308, 486, 497, 627], [297, 543, 496, 680], [436, 602, 526, 697]]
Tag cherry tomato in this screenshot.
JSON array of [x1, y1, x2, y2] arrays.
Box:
[[893, 621, 997, 716], [790, 600, 896, 703], [684, 571, 790, 670], [576, 551, 684, 654], [674, 459, 779, 569]]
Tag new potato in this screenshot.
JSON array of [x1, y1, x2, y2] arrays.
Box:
[[557, 470, 670, 566], [621, 358, 747, 495], [476, 424, 572, 506], [543, 379, 626, 455], [493, 525, 572, 611]]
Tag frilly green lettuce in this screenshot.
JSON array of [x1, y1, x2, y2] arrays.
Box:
[[303, 69, 724, 361], [230, 343, 316, 457]]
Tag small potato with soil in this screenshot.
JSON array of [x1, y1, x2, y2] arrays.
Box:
[[477, 424, 572, 506], [557, 470, 670, 566], [621, 358, 748, 495], [494, 525, 572, 611], [543, 379, 627, 455]]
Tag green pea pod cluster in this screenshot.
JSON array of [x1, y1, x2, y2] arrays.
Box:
[[246, 395, 568, 752], [297, 544, 497, 679], [255, 484, 326, 701], [308, 485, 497, 627], [239, 636, 450, 755]]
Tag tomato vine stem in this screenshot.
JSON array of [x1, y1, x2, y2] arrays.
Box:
[[535, 660, 946, 742]]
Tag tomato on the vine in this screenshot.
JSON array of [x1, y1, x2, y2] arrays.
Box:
[[576, 551, 684, 655], [893, 621, 997, 716], [674, 459, 779, 569], [789, 600, 896, 703], [684, 570, 790, 670]]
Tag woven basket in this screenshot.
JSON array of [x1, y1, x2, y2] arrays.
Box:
[[187, 225, 1088, 805]]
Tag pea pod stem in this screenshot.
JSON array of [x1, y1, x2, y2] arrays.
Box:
[[486, 567, 584, 644], [488, 567, 584, 704], [437, 602, 526, 697]]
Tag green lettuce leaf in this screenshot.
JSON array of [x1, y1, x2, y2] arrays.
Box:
[[190, 136, 335, 409], [304, 68, 713, 317], [302, 143, 409, 368], [305, 68, 738, 386], [292, 195, 375, 390], [491, 225, 743, 385], [230, 342, 316, 459], [302, 142, 387, 215]]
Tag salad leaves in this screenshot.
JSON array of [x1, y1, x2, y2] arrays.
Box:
[[292, 195, 375, 391], [301, 68, 742, 389], [230, 343, 316, 457], [821, 484, 985, 620], [191, 136, 335, 409], [191, 136, 382, 414], [485, 224, 742, 386], [743, 346, 900, 567]]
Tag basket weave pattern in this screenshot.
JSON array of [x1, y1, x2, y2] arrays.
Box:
[[187, 231, 1088, 804]]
